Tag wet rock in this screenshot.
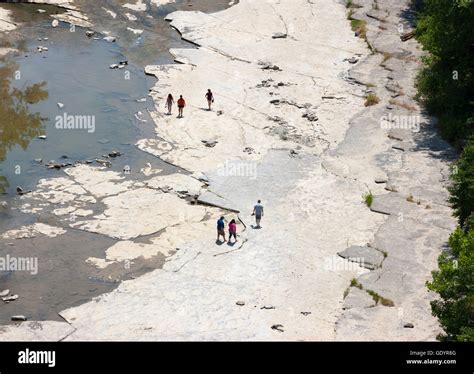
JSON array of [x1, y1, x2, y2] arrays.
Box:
[[86, 30, 95, 38], [11, 315, 27, 322], [57, 102, 64, 109], [46, 161, 67, 170], [108, 151, 121, 158], [103, 36, 116, 43], [135, 111, 147, 123], [96, 159, 112, 167], [271, 324, 284, 332], [51, 19, 59, 28], [37, 135, 47, 140], [2, 294, 19, 302]]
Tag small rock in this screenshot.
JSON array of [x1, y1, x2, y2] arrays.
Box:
[[51, 19, 59, 28], [202, 140, 218, 148], [38, 135, 47, 140], [110, 64, 119, 69], [272, 32, 287, 39], [404, 323, 414, 329], [236, 301, 245, 306], [103, 36, 116, 43], [260, 305, 275, 310], [37, 9, 46, 13], [271, 324, 284, 332], [301, 312, 312, 316], [108, 151, 121, 158], [86, 30, 95, 38], [0, 290, 10, 297], [375, 178, 387, 184], [270, 99, 280, 105], [302, 111, 319, 122], [2, 294, 19, 302], [57, 102, 64, 109], [11, 315, 27, 322], [217, 110, 223, 116]]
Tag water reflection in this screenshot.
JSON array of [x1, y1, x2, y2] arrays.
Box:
[[0, 58, 48, 193]]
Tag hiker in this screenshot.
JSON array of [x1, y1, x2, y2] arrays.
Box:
[[217, 216, 226, 242], [228, 219, 238, 244], [165, 94, 174, 115], [177, 95, 186, 118], [205, 89, 214, 111], [252, 200, 264, 228]]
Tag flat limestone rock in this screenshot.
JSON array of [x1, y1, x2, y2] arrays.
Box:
[[370, 193, 411, 215], [1, 223, 66, 239], [338, 246, 385, 270], [343, 287, 376, 310], [71, 188, 208, 240]]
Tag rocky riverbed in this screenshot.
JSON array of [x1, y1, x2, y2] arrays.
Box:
[[0, 0, 455, 341]]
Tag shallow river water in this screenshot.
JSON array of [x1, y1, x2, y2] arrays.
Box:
[[0, 0, 235, 324]]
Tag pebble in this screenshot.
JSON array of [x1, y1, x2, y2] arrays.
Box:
[[2, 294, 19, 302]]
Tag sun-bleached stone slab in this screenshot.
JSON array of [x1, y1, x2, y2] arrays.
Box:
[[70, 188, 208, 240], [1, 224, 66, 239]]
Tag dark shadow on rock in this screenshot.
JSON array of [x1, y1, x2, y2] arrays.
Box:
[[398, 0, 424, 28], [411, 115, 458, 163]]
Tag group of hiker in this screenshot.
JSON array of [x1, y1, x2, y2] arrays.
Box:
[[216, 200, 264, 244], [164, 90, 264, 245], [165, 89, 214, 118]]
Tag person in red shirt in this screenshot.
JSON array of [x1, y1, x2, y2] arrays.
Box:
[[177, 95, 186, 118]]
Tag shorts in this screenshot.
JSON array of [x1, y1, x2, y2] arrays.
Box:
[[255, 214, 262, 220], [218, 229, 225, 236]]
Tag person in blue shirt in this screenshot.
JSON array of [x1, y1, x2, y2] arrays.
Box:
[[217, 216, 226, 242]]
